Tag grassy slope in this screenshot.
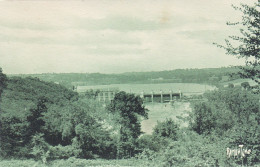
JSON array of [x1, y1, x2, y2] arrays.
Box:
[[1, 76, 78, 119]]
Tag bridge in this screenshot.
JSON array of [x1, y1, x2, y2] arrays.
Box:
[[96, 90, 182, 103], [97, 90, 116, 102], [141, 91, 182, 103]]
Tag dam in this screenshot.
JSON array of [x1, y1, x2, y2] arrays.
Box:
[[96, 90, 182, 103]]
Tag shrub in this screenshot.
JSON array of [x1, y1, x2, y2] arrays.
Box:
[[189, 87, 260, 166], [49, 143, 81, 160], [153, 118, 180, 140], [158, 130, 231, 167], [30, 133, 50, 164], [137, 134, 160, 152]]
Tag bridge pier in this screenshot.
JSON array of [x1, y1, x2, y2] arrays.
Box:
[[97, 91, 115, 103], [179, 90, 182, 99], [103, 92, 106, 102], [141, 91, 144, 98], [95, 90, 182, 103], [160, 90, 163, 103], [98, 93, 101, 102], [151, 91, 154, 103], [108, 92, 111, 101]]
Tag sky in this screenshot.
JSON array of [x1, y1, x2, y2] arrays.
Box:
[[0, 0, 255, 74]]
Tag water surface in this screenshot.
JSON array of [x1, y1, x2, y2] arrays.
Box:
[[77, 83, 216, 95]]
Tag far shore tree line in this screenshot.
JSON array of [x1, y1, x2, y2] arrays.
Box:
[[10, 67, 243, 88]]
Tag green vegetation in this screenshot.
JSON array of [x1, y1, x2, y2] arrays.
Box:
[[215, 1, 260, 87], [0, 158, 146, 167], [0, 67, 260, 167], [107, 91, 148, 158], [193, 88, 259, 163], [141, 102, 191, 134], [0, 1, 259, 166], [0, 72, 149, 163], [0, 68, 7, 99], [136, 87, 259, 166]]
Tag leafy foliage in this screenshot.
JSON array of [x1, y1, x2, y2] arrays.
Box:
[[107, 91, 148, 158], [136, 119, 180, 158], [137, 130, 232, 167], [0, 158, 146, 167], [0, 77, 79, 158], [0, 76, 115, 160], [30, 133, 50, 163], [153, 118, 179, 140], [189, 102, 217, 135], [159, 131, 231, 167], [27, 97, 48, 135], [215, 1, 260, 85], [189, 87, 260, 165], [1, 65, 259, 166], [0, 68, 7, 98], [138, 86, 259, 166]]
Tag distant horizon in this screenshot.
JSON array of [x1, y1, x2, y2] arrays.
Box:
[[5, 65, 240, 75]]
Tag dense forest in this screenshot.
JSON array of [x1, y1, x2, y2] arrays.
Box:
[[0, 65, 259, 166], [10, 67, 240, 88], [0, 70, 148, 161]]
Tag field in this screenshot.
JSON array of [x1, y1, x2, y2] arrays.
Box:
[[141, 102, 191, 134]]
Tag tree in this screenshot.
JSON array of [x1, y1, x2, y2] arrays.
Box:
[[241, 81, 251, 89], [189, 87, 260, 165], [0, 77, 80, 158], [0, 68, 7, 99], [189, 102, 217, 135], [216, 1, 260, 86], [107, 91, 148, 158], [153, 118, 179, 140], [0, 68, 9, 157], [43, 100, 115, 159], [228, 83, 235, 88], [27, 97, 48, 135]]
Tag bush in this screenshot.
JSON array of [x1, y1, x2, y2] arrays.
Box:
[[49, 142, 81, 160], [30, 133, 50, 163], [189, 87, 260, 166], [189, 102, 217, 135], [157, 130, 232, 167], [153, 118, 179, 140], [137, 134, 161, 152]]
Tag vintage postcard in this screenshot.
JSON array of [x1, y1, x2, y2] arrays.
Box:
[[0, 0, 259, 166]]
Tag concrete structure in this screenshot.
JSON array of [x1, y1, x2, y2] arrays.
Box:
[[142, 90, 182, 103], [95, 90, 182, 103], [97, 91, 116, 102]]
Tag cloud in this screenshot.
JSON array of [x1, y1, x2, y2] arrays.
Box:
[[0, 0, 252, 74], [76, 16, 163, 31], [178, 29, 239, 45], [0, 29, 141, 46]]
